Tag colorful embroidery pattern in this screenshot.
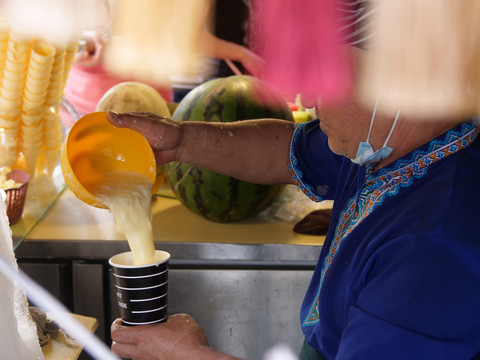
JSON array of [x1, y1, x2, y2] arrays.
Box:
[[288, 123, 323, 202], [301, 121, 480, 327]]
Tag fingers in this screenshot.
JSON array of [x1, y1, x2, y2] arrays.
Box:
[[110, 315, 211, 360], [106, 111, 170, 128], [111, 318, 137, 344], [111, 341, 138, 360], [110, 319, 138, 359], [106, 111, 182, 163]]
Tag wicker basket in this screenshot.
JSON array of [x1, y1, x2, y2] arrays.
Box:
[[5, 169, 30, 225]]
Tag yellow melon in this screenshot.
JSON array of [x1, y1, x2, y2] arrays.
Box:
[[96, 81, 171, 117]]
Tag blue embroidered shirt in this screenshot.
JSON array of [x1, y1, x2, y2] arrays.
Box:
[[289, 119, 480, 359]]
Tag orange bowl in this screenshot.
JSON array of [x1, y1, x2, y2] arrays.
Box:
[[61, 112, 156, 208]]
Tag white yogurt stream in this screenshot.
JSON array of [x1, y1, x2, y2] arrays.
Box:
[[93, 172, 155, 265]]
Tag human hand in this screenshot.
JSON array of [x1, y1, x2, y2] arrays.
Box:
[[111, 314, 240, 360], [106, 111, 183, 165], [239, 47, 265, 77], [74, 31, 107, 67]]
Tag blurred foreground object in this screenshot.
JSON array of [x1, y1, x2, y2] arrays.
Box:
[[2, 0, 98, 45], [0, 21, 79, 182], [360, 0, 480, 118], [105, 0, 209, 86], [0, 189, 44, 359], [252, 0, 353, 104]]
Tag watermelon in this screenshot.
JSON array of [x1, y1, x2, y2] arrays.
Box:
[[166, 75, 294, 222]]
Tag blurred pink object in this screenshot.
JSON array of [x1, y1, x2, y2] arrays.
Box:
[[5, 170, 30, 225], [252, 0, 353, 104]]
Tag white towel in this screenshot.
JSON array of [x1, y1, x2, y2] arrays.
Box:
[[0, 189, 44, 359]]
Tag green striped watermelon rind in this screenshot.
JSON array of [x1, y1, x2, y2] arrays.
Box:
[[167, 163, 282, 222], [166, 75, 293, 223]]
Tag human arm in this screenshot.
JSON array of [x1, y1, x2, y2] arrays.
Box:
[[194, 0, 264, 76], [111, 314, 243, 360], [75, 31, 107, 67], [197, 29, 264, 77], [107, 111, 295, 185]]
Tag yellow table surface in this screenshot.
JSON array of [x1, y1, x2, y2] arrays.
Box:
[[42, 313, 98, 360], [24, 187, 325, 246]]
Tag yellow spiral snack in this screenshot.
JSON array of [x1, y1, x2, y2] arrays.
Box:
[[0, 24, 78, 181]]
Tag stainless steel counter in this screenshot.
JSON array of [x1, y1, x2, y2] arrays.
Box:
[[14, 185, 325, 360]]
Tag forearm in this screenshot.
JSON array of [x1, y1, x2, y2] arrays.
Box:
[[198, 29, 247, 63], [176, 119, 295, 185]]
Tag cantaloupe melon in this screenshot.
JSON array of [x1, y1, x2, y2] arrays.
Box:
[[96, 81, 171, 117]]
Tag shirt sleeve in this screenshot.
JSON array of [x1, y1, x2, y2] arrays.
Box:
[[337, 234, 480, 360], [289, 119, 343, 201]]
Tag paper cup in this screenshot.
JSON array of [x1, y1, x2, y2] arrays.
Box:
[[3, 68, 26, 81], [0, 117, 19, 129], [24, 89, 47, 103], [21, 130, 42, 143], [26, 66, 51, 81], [47, 78, 63, 90], [7, 40, 30, 56], [29, 60, 53, 73], [51, 61, 65, 74], [44, 95, 62, 106], [44, 147, 61, 175], [8, 30, 30, 44], [20, 139, 42, 151], [0, 108, 21, 120], [1, 86, 22, 101], [43, 126, 62, 139], [1, 130, 17, 147], [1, 127, 18, 139], [0, 149, 17, 167], [3, 78, 24, 91], [43, 118, 61, 130], [25, 77, 50, 91], [22, 148, 41, 176], [20, 122, 42, 136], [7, 48, 28, 63], [22, 98, 45, 112], [0, 29, 8, 42], [43, 135, 62, 149], [0, 96, 22, 110], [31, 41, 55, 63], [49, 71, 64, 82], [5, 58, 28, 73], [109, 250, 170, 326]]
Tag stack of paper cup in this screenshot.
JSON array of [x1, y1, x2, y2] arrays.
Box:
[[44, 48, 65, 108], [42, 107, 63, 177], [1, 31, 29, 112], [39, 44, 67, 177], [0, 31, 29, 167], [0, 25, 9, 71], [0, 22, 79, 182], [0, 109, 20, 166], [20, 40, 55, 177], [61, 42, 77, 90]]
